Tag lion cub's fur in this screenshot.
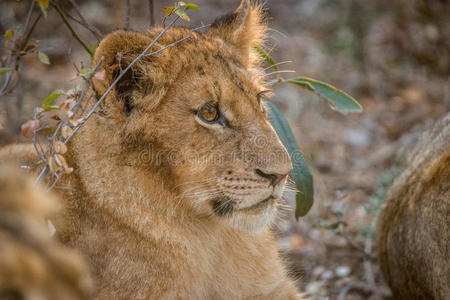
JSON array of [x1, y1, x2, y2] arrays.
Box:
[[377, 113, 450, 299], [0, 1, 303, 299], [0, 165, 93, 300]]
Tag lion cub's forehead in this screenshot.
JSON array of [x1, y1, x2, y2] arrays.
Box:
[[172, 35, 263, 100]]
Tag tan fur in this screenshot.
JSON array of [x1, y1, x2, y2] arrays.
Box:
[[377, 113, 450, 299], [0, 1, 303, 299], [0, 165, 93, 300]]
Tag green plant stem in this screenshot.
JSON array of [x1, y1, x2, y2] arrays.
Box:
[[52, 3, 92, 56], [20, 14, 42, 52]]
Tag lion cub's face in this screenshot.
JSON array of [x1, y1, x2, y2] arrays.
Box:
[[93, 2, 292, 232], [162, 45, 292, 232]]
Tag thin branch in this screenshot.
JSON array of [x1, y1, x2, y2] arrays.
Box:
[[52, 3, 92, 56], [19, 13, 42, 51], [0, 1, 39, 96], [72, 59, 104, 115], [337, 281, 391, 300], [363, 219, 377, 286], [22, 0, 36, 36], [32, 110, 47, 166], [144, 23, 210, 57], [46, 172, 61, 191], [124, 0, 131, 30], [339, 226, 377, 260], [0, 33, 18, 96], [148, 0, 155, 27], [67, 0, 102, 41]]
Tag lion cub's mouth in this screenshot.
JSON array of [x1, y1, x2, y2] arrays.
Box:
[[212, 196, 274, 216], [236, 196, 274, 213]]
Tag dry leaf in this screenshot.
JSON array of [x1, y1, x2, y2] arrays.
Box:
[[55, 153, 73, 174], [70, 118, 84, 127], [70, 73, 78, 81], [54, 140, 67, 154], [61, 125, 73, 139], [94, 69, 106, 81], [48, 156, 59, 173], [21, 120, 40, 139], [64, 167, 74, 174]]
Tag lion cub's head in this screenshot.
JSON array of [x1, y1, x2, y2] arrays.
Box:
[[91, 0, 292, 232]]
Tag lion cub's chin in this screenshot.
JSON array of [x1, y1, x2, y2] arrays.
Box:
[[227, 197, 279, 233]]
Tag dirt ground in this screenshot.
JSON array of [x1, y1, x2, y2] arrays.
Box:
[[1, 1, 449, 299]]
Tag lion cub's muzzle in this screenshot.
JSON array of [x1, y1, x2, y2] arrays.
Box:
[[213, 165, 290, 216]]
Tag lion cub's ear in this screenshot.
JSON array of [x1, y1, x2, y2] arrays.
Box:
[[91, 30, 154, 115], [209, 0, 266, 67]]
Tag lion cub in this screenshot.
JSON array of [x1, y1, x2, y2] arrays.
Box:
[[377, 113, 450, 299], [0, 166, 93, 300], [1, 1, 303, 299]]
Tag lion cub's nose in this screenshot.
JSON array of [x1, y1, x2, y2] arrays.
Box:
[[255, 168, 289, 186]]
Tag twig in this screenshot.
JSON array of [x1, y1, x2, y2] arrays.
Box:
[[339, 226, 376, 260], [363, 219, 377, 287], [72, 58, 104, 115], [148, 0, 155, 27], [32, 110, 47, 166], [144, 23, 210, 57], [47, 172, 61, 191], [19, 13, 42, 51], [52, 3, 92, 56], [0, 33, 18, 96], [337, 281, 391, 300], [124, 0, 131, 30], [22, 0, 36, 37], [0, 2, 39, 96], [67, 0, 102, 41]]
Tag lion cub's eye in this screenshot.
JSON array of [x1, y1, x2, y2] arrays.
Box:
[[198, 101, 219, 123]]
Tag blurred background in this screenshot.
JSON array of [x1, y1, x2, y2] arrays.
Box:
[[1, 0, 449, 299]]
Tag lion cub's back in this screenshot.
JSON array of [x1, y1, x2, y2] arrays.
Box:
[[0, 143, 38, 167], [377, 113, 450, 299], [0, 165, 93, 300]]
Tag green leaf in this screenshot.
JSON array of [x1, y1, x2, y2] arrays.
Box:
[[43, 89, 64, 107], [284, 77, 362, 114], [43, 105, 60, 111], [4, 29, 14, 40], [37, 0, 49, 18], [265, 101, 314, 218], [182, 3, 199, 10], [162, 6, 175, 15], [79, 68, 94, 78], [175, 9, 190, 21], [253, 44, 279, 72], [38, 51, 50, 64], [317, 220, 342, 230], [88, 44, 98, 55], [0, 67, 11, 75]]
